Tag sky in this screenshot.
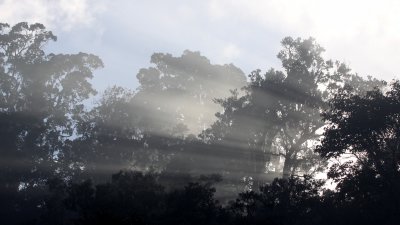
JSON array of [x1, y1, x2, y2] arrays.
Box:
[[1, 0, 399, 92]]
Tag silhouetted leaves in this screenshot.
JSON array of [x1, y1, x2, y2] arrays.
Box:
[[317, 81, 400, 224], [0, 22, 102, 224]]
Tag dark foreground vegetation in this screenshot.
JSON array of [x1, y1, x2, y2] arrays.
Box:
[[1, 22, 399, 224]]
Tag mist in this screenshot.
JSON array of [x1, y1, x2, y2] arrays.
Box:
[[0, 20, 399, 225]]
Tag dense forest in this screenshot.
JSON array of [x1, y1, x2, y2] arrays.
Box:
[[1, 22, 399, 225]]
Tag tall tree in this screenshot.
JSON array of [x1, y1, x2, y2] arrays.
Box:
[[317, 81, 399, 224], [203, 37, 381, 184], [0, 22, 102, 223], [70, 87, 140, 181], [71, 86, 180, 181], [133, 50, 247, 136], [69, 51, 247, 182]]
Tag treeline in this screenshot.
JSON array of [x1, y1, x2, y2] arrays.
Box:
[[17, 169, 400, 225], [1, 22, 400, 224]]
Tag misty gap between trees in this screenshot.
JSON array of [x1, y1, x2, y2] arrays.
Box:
[[1, 22, 400, 225]]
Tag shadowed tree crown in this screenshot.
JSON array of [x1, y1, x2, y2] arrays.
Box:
[[0, 22, 103, 223], [133, 50, 247, 136], [202, 37, 382, 183]]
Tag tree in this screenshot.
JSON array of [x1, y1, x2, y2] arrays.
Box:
[[72, 86, 196, 182], [133, 50, 246, 136], [0, 22, 102, 223], [69, 51, 247, 183], [229, 175, 324, 225], [203, 37, 352, 186], [164, 182, 224, 225], [317, 80, 400, 224], [39, 171, 227, 225], [64, 171, 165, 225], [70, 86, 142, 182]]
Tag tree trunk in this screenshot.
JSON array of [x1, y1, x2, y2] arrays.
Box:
[[282, 157, 292, 179]]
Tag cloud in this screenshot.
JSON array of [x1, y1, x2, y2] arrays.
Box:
[[0, 0, 106, 31], [206, 0, 400, 79], [207, 0, 400, 39]]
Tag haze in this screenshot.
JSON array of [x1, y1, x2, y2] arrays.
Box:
[[1, 1, 400, 225]]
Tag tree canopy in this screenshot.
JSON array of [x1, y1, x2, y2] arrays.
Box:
[[133, 50, 247, 136], [202, 38, 344, 184], [316, 81, 400, 224], [0, 22, 103, 224]]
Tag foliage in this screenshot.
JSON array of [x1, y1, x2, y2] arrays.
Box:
[[229, 175, 324, 225], [133, 50, 246, 135], [0, 22, 103, 224], [203, 37, 345, 184], [317, 80, 400, 224]]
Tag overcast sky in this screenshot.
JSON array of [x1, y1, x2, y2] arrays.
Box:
[[1, 0, 399, 92]]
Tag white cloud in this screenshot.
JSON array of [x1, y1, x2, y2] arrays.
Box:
[[206, 0, 400, 79], [207, 0, 400, 39], [0, 0, 106, 31]]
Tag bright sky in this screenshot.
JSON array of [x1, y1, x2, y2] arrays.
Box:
[[1, 0, 399, 91]]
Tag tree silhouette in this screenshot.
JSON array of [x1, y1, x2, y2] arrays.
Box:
[[38, 171, 228, 225], [133, 50, 246, 136], [64, 171, 165, 225], [317, 80, 400, 224], [203, 37, 340, 186], [69, 86, 142, 182], [0, 22, 103, 224], [229, 175, 324, 225]]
